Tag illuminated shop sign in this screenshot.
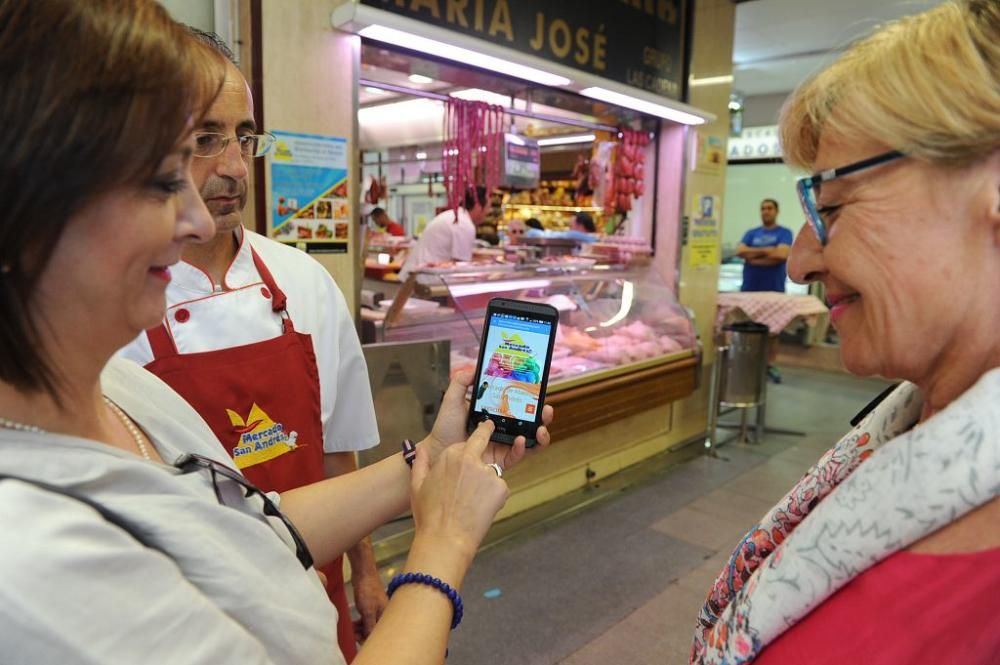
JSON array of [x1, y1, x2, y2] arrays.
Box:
[[360, 0, 691, 101], [727, 126, 783, 161]]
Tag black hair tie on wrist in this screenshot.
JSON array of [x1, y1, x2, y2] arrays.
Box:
[[401, 439, 417, 467]]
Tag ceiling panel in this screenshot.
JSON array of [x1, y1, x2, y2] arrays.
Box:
[[732, 0, 946, 96]]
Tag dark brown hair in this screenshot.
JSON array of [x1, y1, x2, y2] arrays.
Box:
[[0, 0, 224, 394], [574, 212, 596, 233], [464, 185, 488, 211]]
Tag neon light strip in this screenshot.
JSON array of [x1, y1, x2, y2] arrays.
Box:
[[537, 134, 596, 147], [360, 25, 571, 87], [579, 87, 706, 126]]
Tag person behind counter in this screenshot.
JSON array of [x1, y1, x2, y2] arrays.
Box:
[[690, 2, 1000, 662], [570, 212, 597, 234], [371, 207, 405, 237], [563, 211, 599, 244], [502, 219, 525, 243], [398, 185, 489, 280], [516, 214, 597, 245], [0, 2, 553, 664], [521, 217, 546, 239]]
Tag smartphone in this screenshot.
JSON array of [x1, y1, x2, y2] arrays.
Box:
[[466, 298, 558, 447]]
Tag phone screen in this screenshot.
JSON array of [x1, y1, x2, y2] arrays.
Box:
[[467, 300, 557, 446]]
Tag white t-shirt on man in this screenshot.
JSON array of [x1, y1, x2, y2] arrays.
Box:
[[399, 207, 476, 280]]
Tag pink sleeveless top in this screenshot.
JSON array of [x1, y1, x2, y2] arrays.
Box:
[[754, 546, 1000, 664]]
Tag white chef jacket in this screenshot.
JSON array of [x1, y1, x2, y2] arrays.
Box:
[[398, 207, 476, 280], [118, 227, 379, 455]]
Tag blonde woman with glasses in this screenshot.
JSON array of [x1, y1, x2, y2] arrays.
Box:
[[691, 1, 1000, 662]]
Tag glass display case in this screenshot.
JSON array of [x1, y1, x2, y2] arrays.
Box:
[[363, 234, 412, 282], [378, 263, 699, 392]]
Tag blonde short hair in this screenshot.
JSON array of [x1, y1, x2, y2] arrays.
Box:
[[780, 0, 1000, 170]]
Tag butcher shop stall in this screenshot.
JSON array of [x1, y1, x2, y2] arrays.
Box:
[[335, 1, 717, 556]]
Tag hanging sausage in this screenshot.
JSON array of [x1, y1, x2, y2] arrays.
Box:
[[442, 98, 505, 216], [608, 127, 651, 214]]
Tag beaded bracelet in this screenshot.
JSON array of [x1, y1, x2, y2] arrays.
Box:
[[401, 439, 417, 467], [387, 572, 464, 629]]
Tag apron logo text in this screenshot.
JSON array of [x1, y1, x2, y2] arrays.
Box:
[[226, 403, 300, 469]]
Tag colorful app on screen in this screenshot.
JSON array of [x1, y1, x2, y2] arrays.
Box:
[[467, 299, 558, 447]]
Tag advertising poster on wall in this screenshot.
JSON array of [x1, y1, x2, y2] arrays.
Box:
[[694, 132, 725, 175], [689, 194, 720, 268], [270, 130, 350, 253]]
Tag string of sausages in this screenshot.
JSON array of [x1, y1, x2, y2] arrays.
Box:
[[604, 127, 651, 215], [442, 99, 504, 216]]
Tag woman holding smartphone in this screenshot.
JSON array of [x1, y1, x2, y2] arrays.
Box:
[[0, 2, 551, 663]]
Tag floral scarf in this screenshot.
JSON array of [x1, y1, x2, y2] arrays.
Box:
[[690, 368, 1000, 663]]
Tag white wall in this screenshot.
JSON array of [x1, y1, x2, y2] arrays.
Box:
[[159, 0, 214, 29], [720, 162, 804, 255]]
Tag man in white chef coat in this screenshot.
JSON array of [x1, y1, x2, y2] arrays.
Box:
[[398, 185, 488, 280], [118, 31, 386, 660]]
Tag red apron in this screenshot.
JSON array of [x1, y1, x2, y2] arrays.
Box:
[[144, 248, 358, 661]]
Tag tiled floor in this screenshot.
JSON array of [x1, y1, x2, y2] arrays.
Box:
[[431, 367, 891, 664]]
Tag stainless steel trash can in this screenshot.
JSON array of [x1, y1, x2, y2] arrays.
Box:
[[706, 320, 770, 449], [718, 321, 769, 408]]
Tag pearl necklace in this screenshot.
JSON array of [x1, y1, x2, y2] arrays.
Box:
[[103, 397, 152, 461], [0, 415, 43, 434], [0, 397, 152, 461]]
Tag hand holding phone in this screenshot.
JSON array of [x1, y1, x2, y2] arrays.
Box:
[[466, 298, 558, 448]]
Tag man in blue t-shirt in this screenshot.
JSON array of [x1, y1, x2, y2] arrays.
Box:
[[737, 199, 794, 292]]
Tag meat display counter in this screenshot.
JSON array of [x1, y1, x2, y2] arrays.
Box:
[[362, 262, 700, 447], [359, 262, 702, 561]]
